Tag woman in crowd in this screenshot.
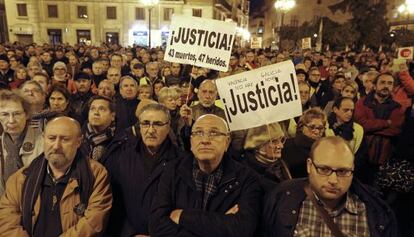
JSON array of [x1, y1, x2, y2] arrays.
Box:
[[47, 85, 72, 114], [243, 123, 291, 192], [9, 66, 29, 89], [282, 107, 327, 178]]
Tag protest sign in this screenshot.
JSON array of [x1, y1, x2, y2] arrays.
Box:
[[164, 15, 236, 72], [301, 37, 311, 49], [216, 61, 302, 131], [398, 47, 414, 60], [251, 37, 262, 49]]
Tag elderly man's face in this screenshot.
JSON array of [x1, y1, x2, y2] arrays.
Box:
[[120, 78, 138, 100], [75, 79, 92, 93], [147, 64, 159, 79], [44, 118, 82, 170], [139, 110, 170, 150], [0, 101, 27, 137], [198, 82, 217, 108], [21, 83, 46, 106], [32, 75, 50, 93], [190, 115, 230, 167], [307, 141, 354, 205], [88, 99, 115, 132], [92, 62, 103, 75]]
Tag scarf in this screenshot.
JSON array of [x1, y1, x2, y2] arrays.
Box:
[[328, 112, 354, 141], [2, 132, 25, 184], [363, 92, 401, 120], [192, 161, 223, 210], [84, 123, 115, 161], [21, 152, 94, 236]]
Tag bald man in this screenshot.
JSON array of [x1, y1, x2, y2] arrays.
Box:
[[150, 114, 262, 237], [263, 136, 398, 237], [0, 116, 112, 236]]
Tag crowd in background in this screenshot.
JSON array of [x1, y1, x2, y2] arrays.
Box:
[[0, 41, 413, 236]]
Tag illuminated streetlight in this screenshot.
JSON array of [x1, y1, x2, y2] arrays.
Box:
[[142, 0, 159, 48], [274, 0, 296, 50], [313, 33, 318, 38]]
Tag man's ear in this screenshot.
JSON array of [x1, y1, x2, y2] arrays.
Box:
[[306, 158, 312, 174]]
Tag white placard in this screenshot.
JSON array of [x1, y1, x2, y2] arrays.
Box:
[[216, 61, 302, 131], [301, 37, 311, 49], [398, 47, 414, 60], [251, 37, 262, 49], [164, 15, 236, 72]]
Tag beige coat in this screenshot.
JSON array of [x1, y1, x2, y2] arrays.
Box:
[[0, 159, 112, 237]]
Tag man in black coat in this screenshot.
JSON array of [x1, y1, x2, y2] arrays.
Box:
[[149, 114, 262, 237], [263, 136, 398, 237], [104, 103, 182, 237]]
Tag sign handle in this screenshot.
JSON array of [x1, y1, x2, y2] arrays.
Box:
[[186, 65, 195, 105]]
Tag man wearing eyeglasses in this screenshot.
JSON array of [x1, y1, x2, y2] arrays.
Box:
[[103, 103, 182, 237], [263, 136, 398, 237], [150, 114, 262, 237]]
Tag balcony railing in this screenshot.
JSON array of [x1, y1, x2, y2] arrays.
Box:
[[214, 0, 232, 14]]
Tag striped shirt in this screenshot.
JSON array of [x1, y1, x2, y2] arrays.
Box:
[[294, 192, 370, 237]]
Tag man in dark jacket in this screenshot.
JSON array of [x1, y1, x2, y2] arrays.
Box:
[[72, 72, 94, 123], [263, 136, 398, 237], [149, 114, 262, 237], [115, 76, 139, 131], [105, 103, 181, 237]]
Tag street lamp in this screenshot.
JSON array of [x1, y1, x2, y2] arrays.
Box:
[[274, 0, 296, 51], [398, 0, 414, 29], [142, 0, 159, 48]]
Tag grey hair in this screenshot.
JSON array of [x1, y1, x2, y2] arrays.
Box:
[[138, 103, 171, 123]]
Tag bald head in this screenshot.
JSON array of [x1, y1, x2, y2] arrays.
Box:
[[193, 114, 229, 134], [310, 136, 353, 163], [46, 116, 81, 137], [44, 116, 82, 171]]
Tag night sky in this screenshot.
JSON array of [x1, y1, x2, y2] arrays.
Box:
[[250, 0, 265, 13]]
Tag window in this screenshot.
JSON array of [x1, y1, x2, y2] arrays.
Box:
[[78, 6, 88, 19], [136, 7, 145, 20], [192, 9, 202, 17], [48, 5, 58, 18], [164, 8, 174, 21], [17, 3, 28, 17], [107, 6, 116, 20]]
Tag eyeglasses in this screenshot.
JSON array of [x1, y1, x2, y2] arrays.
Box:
[[23, 88, 42, 94], [139, 120, 169, 129], [267, 137, 286, 146], [0, 111, 26, 120], [310, 74, 321, 77], [311, 160, 353, 177], [191, 130, 228, 139], [305, 124, 325, 132]]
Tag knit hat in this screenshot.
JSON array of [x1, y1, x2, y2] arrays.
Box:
[[244, 123, 285, 149], [53, 61, 67, 71], [0, 54, 9, 63], [74, 72, 92, 81]]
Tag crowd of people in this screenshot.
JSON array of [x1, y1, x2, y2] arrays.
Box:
[[0, 41, 413, 236]]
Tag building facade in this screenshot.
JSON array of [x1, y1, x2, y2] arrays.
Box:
[[0, 0, 7, 43], [4, 0, 249, 46], [251, 0, 414, 48]]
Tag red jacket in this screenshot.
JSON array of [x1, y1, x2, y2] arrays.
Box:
[[354, 94, 405, 164]]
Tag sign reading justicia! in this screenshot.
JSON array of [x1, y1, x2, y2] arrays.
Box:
[[164, 15, 237, 72], [216, 61, 303, 131]]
